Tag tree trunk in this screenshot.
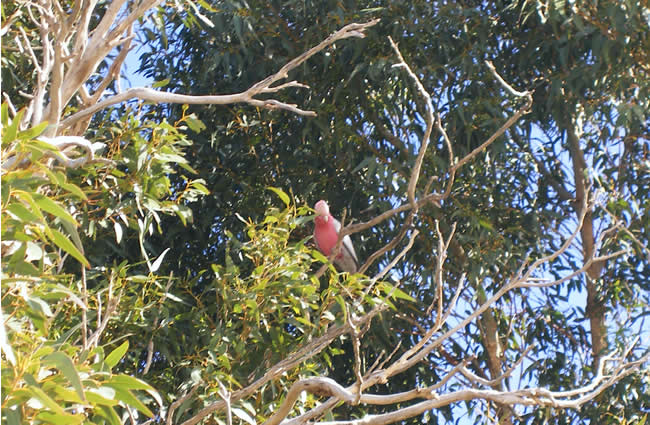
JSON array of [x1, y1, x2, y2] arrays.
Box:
[[564, 109, 607, 369], [453, 238, 514, 424], [478, 295, 514, 425]]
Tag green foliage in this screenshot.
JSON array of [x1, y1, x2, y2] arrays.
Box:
[[203, 204, 325, 381], [1, 104, 207, 423], [2, 106, 89, 274], [135, 0, 649, 423], [1, 322, 159, 425], [130, 199, 405, 423], [2, 0, 649, 424], [1, 121, 390, 424]]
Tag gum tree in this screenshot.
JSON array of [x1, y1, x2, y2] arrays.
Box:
[[2, 1, 648, 425]]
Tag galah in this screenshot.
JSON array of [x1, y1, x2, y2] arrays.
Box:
[[313, 200, 359, 273]]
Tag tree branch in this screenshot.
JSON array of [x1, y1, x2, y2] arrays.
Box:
[[388, 37, 435, 211], [59, 19, 380, 132], [340, 61, 533, 245], [264, 347, 648, 425], [167, 383, 201, 425]]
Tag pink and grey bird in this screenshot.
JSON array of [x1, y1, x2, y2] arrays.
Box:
[[313, 200, 359, 273]]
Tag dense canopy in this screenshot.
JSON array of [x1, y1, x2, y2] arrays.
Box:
[[1, 1, 648, 425]]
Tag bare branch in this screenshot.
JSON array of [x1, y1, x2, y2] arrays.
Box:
[[17, 25, 41, 74], [485, 61, 531, 98], [517, 249, 628, 289], [46, 27, 66, 133], [42, 0, 158, 121], [73, 0, 100, 57], [2, 93, 17, 118], [89, 28, 135, 103], [59, 19, 380, 132], [367, 107, 408, 158], [267, 345, 649, 425], [349, 315, 365, 402], [87, 0, 130, 44], [359, 211, 415, 275], [341, 61, 532, 246], [434, 114, 456, 199], [31, 5, 55, 127], [388, 37, 435, 210], [0, 6, 23, 37], [262, 81, 311, 93], [305, 352, 648, 425], [167, 383, 201, 425], [264, 378, 354, 425], [450, 94, 532, 173], [426, 221, 456, 319], [216, 380, 233, 425], [363, 228, 420, 295], [460, 345, 535, 388], [249, 20, 379, 94], [86, 289, 122, 349]]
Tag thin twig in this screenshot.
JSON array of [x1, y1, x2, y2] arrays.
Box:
[[426, 221, 456, 318], [80, 265, 88, 349], [217, 379, 233, 425], [143, 274, 174, 375], [603, 206, 650, 263], [167, 383, 201, 425]]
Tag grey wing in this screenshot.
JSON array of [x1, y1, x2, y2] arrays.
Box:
[[332, 218, 359, 272]]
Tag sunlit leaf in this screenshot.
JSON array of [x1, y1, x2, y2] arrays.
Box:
[[86, 387, 118, 406], [185, 114, 206, 133], [149, 247, 170, 272], [26, 386, 65, 415], [232, 407, 256, 425], [96, 405, 122, 425], [2, 109, 24, 144], [105, 341, 129, 368], [35, 411, 84, 425], [6, 202, 41, 223], [107, 375, 160, 411], [114, 221, 123, 244], [152, 78, 171, 88], [109, 387, 154, 417], [377, 282, 416, 302], [267, 187, 290, 207], [42, 352, 85, 401], [48, 228, 90, 268], [18, 121, 49, 140], [33, 194, 77, 226]]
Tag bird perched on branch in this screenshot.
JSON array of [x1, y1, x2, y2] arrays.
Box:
[[313, 200, 359, 273]]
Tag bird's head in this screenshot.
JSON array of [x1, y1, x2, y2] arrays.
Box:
[[314, 200, 330, 222]]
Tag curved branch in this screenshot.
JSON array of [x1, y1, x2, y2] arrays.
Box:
[[1, 135, 111, 171], [388, 37, 434, 210], [60, 19, 380, 131], [178, 303, 385, 425], [277, 349, 647, 425], [340, 62, 533, 244]]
